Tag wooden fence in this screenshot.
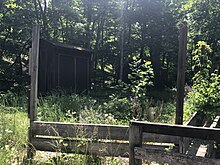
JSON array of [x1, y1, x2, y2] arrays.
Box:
[[29, 121, 130, 157], [129, 117, 220, 165], [29, 120, 180, 158], [28, 112, 204, 158]]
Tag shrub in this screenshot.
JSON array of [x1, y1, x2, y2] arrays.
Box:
[[185, 41, 220, 119]]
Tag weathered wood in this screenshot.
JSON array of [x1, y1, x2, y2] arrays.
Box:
[[32, 121, 179, 143], [206, 116, 220, 157], [186, 117, 220, 158], [131, 121, 220, 141], [27, 127, 36, 160], [182, 111, 205, 153], [143, 133, 179, 144], [186, 139, 207, 156], [129, 125, 142, 165], [176, 21, 188, 125], [30, 25, 40, 122], [28, 48, 32, 76], [184, 111, 205, 126], [32, 137, 129, 157], [28, 25, 40, 160], [134, 147, 220, 165], [32, 121, 129, 140], [32, 137, 171, 158]]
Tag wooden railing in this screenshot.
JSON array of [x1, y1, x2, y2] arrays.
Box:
[[29, 121, 180, 158], [29, 112, 205, 160], [29, 111, 220, 164], [30, 121, 130, 157], [129, 119, 220, 165]]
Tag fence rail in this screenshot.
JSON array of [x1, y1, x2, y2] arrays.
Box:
[[129, 118, 220, 165], [29, 112, 220, 164]]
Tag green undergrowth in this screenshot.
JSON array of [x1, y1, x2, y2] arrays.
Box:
[[0, 106, 29, 165], [0, 91, 176, 164]]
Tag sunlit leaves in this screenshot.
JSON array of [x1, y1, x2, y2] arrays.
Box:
[[187, 41, 220, 118], [128, 54, 154, 97]]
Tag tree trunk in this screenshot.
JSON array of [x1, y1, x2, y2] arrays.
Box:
[[150, 45, 163, 89], [120, 0, 129, 81]]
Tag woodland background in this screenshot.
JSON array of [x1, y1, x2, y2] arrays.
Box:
[[1, 0, 220, 93]]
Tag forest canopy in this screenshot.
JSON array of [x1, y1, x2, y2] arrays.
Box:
[[0, 0, 220, 92]]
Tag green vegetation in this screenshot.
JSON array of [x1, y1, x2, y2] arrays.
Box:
[[1, 0, 220, 92], [0, 93, 28, 164], [184, 42, 220, 120], [0, 91, 175, 164], [1, 0, 220, 164]]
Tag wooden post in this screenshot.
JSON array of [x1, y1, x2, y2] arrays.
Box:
[[28, 48, 32, 76], [176, 22, 188, 125], [129, 125, 143, 165], [29, 25, 40, 123], [27, 25, 40, 160]]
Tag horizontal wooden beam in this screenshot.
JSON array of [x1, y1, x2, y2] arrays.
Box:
[[131, 121, 220, 141], [32, 137, 172, 158], [32, 137, 129, 157], [143, 133, 179, 144], [32, 121, 129, 140], [32, 121, 180, 143], [134, 147, 220, 165]]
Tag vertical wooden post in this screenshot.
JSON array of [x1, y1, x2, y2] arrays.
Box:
[[176, 22, 188, 125], [27, 25, 40, 160], [74, 56, 77, 92], [28, 48, 32, 76], [29, 25, 40, 123], [129, 125, 143, 165]]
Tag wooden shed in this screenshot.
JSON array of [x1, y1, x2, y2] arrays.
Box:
[[38, 39, 92, 93]]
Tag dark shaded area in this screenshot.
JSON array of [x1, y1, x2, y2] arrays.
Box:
[[38, 40, 92, 94]]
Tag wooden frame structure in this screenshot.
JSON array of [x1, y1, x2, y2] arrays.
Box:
[[28, 25, 220, 164], [129, 118, 220, 165]]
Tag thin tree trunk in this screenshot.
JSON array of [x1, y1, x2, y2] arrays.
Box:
[[37, 0, 49, 38], [33, 0, 39, 24], [120, 0, 128, 81]]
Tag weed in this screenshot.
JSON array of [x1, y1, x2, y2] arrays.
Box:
[[0, 91, 176, 164]]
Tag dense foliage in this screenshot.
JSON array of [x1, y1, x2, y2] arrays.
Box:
[[185, 41, 220, 118], [1, 1, 220, 162], [1, 0, 220, 92]]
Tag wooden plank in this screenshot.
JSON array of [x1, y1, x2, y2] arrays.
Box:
[[184, 111, 205, 126], [186, 139, 207, 156], [32, 137, 171, 158], [134, 147, 220, 165], [206, 116, 220, 157], [176, 21, 188, 125], [185, 116, 220, 157], [129, 125, 142, 165], [30, 25, 40, 122], [33, 121, 179, 143], [32, 137, 129, 157], [131, 121, 220, 141], [182, 112, 205, 153], [32, 121, 129, 140], [143, 133, 179, 144]]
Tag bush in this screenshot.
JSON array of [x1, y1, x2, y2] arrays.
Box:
[[185, 41, 220, 119]]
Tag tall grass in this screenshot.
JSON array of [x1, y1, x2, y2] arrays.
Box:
[[0, 91, 176, 164], [37, 93, 132, 125], [0, 94, 29, 164]]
